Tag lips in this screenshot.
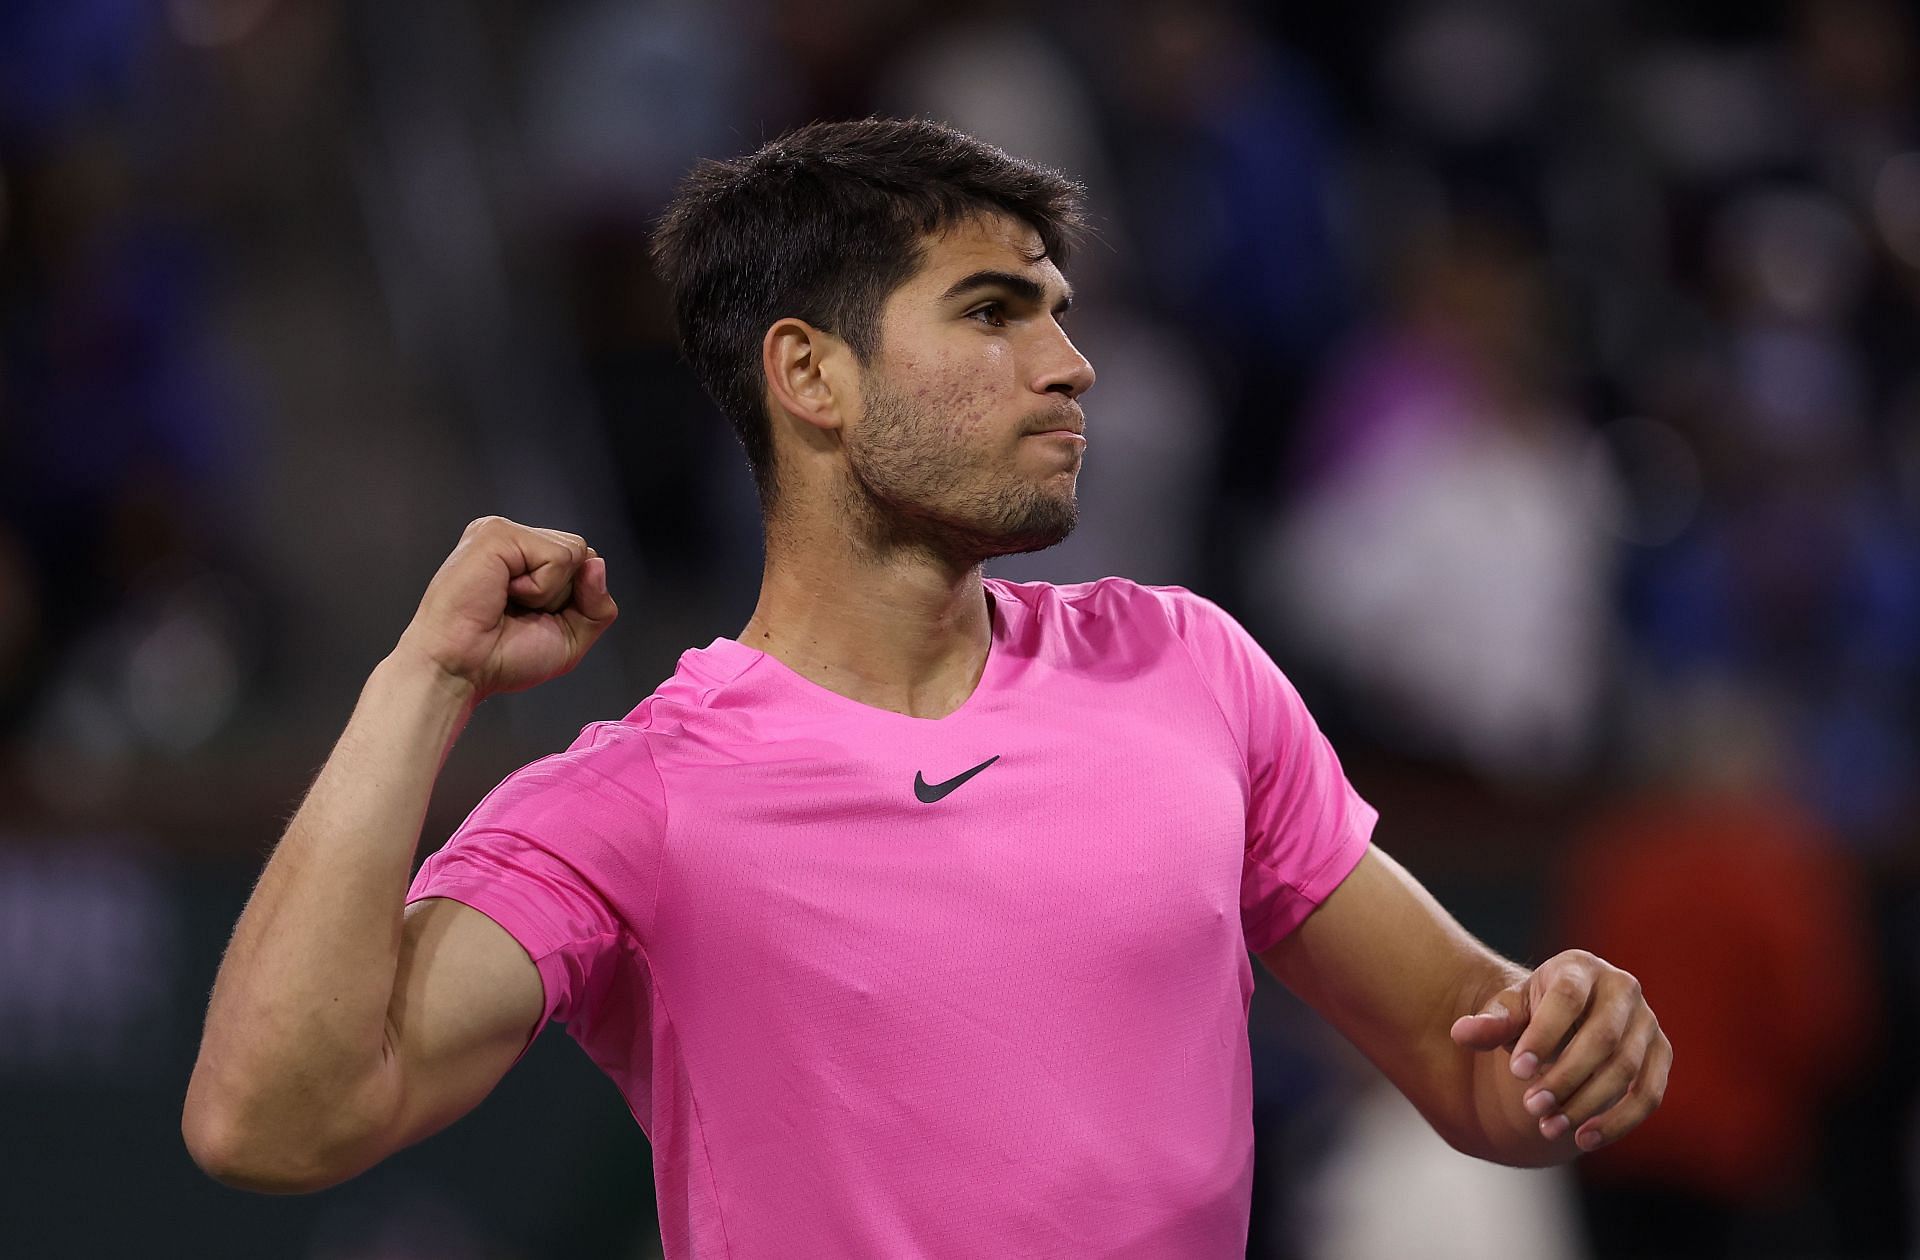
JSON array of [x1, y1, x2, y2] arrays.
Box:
[[1023, 409, 1085, 438]]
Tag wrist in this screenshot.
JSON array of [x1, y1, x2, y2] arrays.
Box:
[[377, 643, 481, 716], [1462, 956, 1531, 1017]]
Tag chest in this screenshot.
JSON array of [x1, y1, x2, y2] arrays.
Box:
[[644, 690, 1249, 985]]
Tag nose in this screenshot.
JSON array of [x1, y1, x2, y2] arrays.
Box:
[[1033, 322, 1096, 400]]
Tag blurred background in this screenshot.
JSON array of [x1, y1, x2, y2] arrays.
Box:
[[2, 0, 1917, 1255]]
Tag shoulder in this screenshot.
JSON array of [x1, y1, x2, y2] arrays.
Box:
[[1020, 576, 1303, 707], [431, 717, 672, 911], [983, 575, 1264, 677], [992, 575, 1253, 657], [466, 719, 668, 834], [986, 574, 1228, 635]]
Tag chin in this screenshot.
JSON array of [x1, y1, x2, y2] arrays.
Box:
[[977, 495, 1078, 558], [863, 474, 1077, 561]]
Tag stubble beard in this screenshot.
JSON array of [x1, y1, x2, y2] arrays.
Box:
[[843, 374, 1079, 566]]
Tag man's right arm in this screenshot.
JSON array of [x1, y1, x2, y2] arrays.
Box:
[[181, 518, 618, 1193]]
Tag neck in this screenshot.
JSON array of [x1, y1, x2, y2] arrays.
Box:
[[738, 513, 995, 720]]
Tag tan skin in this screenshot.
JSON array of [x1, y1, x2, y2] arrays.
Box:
[[741, 213, 1095, 719], [183, 212, 1665, 1193]]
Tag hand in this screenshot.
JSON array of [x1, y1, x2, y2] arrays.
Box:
[[1449, 950, 1671, 1153], [394, 516, 618, 702]]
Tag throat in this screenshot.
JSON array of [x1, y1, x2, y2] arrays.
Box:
[[737, 587, 998, 720]]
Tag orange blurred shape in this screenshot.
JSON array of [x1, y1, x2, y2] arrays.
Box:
[[1553, 787, 1879, 1202]]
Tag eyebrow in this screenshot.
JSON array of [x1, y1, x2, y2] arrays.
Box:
[[938, 269, 1074, 314]]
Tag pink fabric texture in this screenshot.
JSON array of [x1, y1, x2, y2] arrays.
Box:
[[408, 577, 1374, 1258]]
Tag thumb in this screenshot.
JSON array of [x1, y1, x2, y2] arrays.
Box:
[[558, 555, 618, 638], [1450, 991, 1527, 1050]]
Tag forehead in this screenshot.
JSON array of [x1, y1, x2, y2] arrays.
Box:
[[898, 213, 1067, 298]]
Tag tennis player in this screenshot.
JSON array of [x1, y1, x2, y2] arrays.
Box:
[[184, 118, 1669, 1257]]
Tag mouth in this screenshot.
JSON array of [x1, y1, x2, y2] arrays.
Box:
[[1022, 411, 1086, 439]]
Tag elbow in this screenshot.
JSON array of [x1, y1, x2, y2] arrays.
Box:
[[182, 1085, 362, 1195]]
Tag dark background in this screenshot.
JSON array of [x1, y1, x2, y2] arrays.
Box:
[[2, 0, 1917, 1256]]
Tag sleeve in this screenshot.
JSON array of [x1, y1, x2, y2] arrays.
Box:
[[405, 726, 667, 1058], [1157, 586, 1377, 954]]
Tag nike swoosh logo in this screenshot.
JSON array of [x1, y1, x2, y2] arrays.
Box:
[[914, 755, 1001, 803]]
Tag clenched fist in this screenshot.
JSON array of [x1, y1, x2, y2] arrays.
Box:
[[394, 516, 618, 703]]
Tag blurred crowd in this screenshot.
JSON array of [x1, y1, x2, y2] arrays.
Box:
[[2, 0, 1917, 1257]]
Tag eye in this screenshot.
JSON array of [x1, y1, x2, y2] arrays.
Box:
[[966, 302, 1008, 328]]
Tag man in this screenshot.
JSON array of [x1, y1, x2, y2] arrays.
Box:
[[184, 119, 1669, 1257]]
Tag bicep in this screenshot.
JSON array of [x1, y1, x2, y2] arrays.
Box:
[[1255, 847, 1504, 1133], [379, 897, 547, 1153]]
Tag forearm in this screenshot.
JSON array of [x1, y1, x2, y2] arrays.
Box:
[[1261, 848, 1664, 1169], [184, 650, 476, 1182]]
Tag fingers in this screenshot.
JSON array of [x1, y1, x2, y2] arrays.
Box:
[[408, 518, 617, 698], [1572, 1023, 1672, 1152], [503, 526, 592, 613], [1446, 953, 1667, 1155], [1517, 968, 1632, 1112], [466, 518, 613, 630], [1524, 1002, 1650, 1143], [1508, 961, 1597, 1081]]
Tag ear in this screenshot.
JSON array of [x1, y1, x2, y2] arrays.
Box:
[[762, 317, 851, 435]]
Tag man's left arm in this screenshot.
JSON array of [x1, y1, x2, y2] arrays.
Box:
[[1255, 846, 1671, 1166]]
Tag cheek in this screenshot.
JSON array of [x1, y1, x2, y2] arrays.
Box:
[[908, 346, 1012, 442]]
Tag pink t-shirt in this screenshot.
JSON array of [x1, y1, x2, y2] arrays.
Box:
[[407, 577, 1375, 1258]]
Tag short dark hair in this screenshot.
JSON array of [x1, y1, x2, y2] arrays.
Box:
[[650, 117, 1087, 509]]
